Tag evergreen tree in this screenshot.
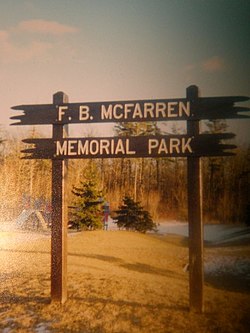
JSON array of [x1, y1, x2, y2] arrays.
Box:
[[70, 170, 103, 230], [114, 195, 157, 233]]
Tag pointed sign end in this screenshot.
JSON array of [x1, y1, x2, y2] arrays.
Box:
[[11, 105, 24, 110]]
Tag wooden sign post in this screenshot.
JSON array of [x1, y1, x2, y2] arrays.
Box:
[[11, 86, 249, 309], [186, 86, 204, 313], [51, 92, 68, 303]]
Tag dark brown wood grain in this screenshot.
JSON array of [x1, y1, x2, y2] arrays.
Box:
[[21, 133, 236, 159], [11, 95, 249, 125], [51, 91, 68, 304], [187, 85, 204, 313]]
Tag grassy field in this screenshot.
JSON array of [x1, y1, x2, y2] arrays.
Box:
[[0, 229, 249, 332]]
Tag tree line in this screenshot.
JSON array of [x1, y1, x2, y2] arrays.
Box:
[[0, 123, 249, 225]]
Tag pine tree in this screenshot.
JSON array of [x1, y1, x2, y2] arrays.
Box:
[[114, 195, 157, 233], [70, 170, 103, 230]]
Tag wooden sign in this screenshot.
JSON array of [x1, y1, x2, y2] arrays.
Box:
[[11, 96, 249, 125], [22, 133, 236, 159], [10, 86, 249, 313], [11, 99, 190, 124]]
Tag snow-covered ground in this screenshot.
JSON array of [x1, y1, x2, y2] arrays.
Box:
[[1, 217, 250, 284], [107, 218, 250, 244], [155, 221, 250, 281], [1, 216, 250, 245], [105, 218, 250, 281], [156, 221, 250, 244], [204, 255, 250, 277]]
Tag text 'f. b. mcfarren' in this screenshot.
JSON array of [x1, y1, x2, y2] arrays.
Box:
[[57, 100, 190, 123]]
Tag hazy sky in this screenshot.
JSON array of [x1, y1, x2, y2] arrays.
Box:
[[0, 0, 249, 141]]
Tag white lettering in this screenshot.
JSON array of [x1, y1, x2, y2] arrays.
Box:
[[133, 103, 143, 119], [169, 138, 180, 153], [68, 140, 77, 155], [78, 140, 89, 155], [158, 139, 168, 154], [113, 104, 123, 119], [56, 140, 67, 155], [79, 105, 90, 120], [168, 102, 178, 117], [99, 101, 191, 122], [58, 106, 68, 121], [111, 139, 115, 154], [148, 137, 192, 155], [100, 139, 110, 154], [179, 101, 190, 117], [156, 103, 167, 118], [115, 139, 125, 154], [89, 140, 99, 155], [148, 139, 159, 154], [124, 103, 134, 119], [126, 139, 136, 155], [55, 136, 193, 158], [101, 105, 112, 119], [144, 103, 154, 118], [182, 137, 192, 153]]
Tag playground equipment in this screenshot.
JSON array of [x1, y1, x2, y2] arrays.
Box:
[[15, 209, 49, 231]]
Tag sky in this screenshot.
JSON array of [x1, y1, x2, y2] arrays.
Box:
[[0, 0, 249, 143]]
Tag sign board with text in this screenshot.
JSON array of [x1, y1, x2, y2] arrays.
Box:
[[10, 86, 249, 311], [11, 96, 249, 125], [22, 133, 236, 159]]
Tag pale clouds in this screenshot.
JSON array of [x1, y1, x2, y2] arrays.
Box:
[[201, 56, 225, 72], [0, 30, 8, 41], [185, 56, 226, 74], [0, 20, 78, 64], [16, 19, 78, 35], [0, 29, 52, 63]]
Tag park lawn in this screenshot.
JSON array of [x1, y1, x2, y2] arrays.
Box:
[[0, 230, 249, 333]]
